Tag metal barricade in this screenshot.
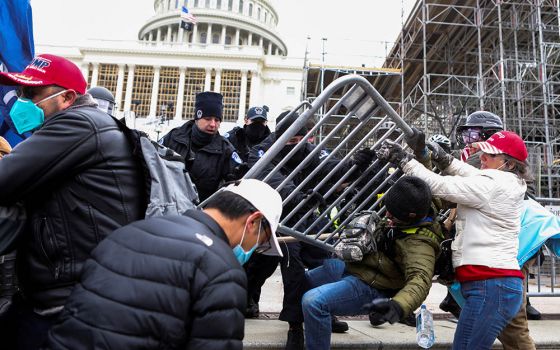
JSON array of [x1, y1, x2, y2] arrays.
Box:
[[244, 74, 413, 251]]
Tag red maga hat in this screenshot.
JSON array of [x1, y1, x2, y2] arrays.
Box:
[[0, 54, 87, 95], [472, 130, 528, 162]]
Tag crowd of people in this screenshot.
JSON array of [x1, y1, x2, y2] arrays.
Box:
[[0, 53, 549, 350]]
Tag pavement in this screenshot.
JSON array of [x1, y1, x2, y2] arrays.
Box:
[[244, 268, 560, 349]]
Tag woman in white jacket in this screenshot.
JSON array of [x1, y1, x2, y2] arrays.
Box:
[[377, 130, 531, 350]]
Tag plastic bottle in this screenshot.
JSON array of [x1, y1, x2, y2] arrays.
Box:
[[416, 304, 435, 348]]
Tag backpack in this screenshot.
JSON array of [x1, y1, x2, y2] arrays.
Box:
[[113, 117, 199, 217]]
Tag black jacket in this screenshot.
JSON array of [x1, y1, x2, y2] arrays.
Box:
[[225, 125, 271, 162], [47, 212, 247, 350], [0, 99, 144, 309], [161, 121, 236, 201]]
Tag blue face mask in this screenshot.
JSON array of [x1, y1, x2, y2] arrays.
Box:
[[9, 90, 67, 134], [233, 220, 261, 265]]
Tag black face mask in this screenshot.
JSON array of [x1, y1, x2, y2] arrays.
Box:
[[279, 142, 308, 169], [244, 123, 268, 144], [191, 124, 214, 147]]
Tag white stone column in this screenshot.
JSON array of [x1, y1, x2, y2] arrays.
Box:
[[238, 69, 248, 123], [156, 28, 162, 42], [175, 67, 187, 120], [249, 70, 260, 106], [192, 24, 198, 44], [235, 28, 240, 46], [207, 24, 213, 44], [124, 64, 135, 111], [221, 25, 226, 45], [148, 31, 154, 41], [90, 63, 99, 87], [204, 68, 212, 91], [178, 25, 184, 43], [81, 63, 89, 83], [214, 69, 222, 93], [166, 25, 172, 42], [275, 47, 280, 55], [267, 42, 272, 55], [115, 64, 125, 111], [149, 66, 161, 117], [259, 36, 263, 48], [248, 33, 253, 46]]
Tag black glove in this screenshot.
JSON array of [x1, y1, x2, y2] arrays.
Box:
[[427, 141, 454, 171], [405, 127, 428, 159], [302, 189, 327, 212], [363, 298, 403, 325], [352, 148, 376, 169], [375, 140, 413, 168]]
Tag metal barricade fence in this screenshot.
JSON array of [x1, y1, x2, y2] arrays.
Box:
[[243, 74, 414, 251]]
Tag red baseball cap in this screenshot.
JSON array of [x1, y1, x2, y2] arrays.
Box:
[[0, 54, 87, 95], [472, 130, 528, 162]]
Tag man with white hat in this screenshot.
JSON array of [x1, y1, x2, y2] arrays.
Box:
[[47, 179, 283, 350]]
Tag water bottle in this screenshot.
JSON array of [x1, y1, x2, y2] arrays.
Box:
[[416, 304, 435, 348]]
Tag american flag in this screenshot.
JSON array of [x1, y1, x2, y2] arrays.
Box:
[[181, 6, 197, 24]]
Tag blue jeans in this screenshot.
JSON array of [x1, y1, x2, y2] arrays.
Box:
[[453, 277, 523, 350], [302, 259, 386, 350]]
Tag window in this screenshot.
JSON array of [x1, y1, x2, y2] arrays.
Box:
[[286, 86, 295, 95], [228, 0, 233, 10], [248, 3, 253, 16], [257, 7, 261, 20], [225, 35, 232, 45], [238, 0, 243, 13], [194, 0, 198, 7], [264, 12, 267, 23], [217, 0, 221, 9], [205, 0, 210, 8], [212, 33, 220, 44], [200, 31, 207, 43]]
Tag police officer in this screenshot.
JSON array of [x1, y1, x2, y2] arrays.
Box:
[[225, 105, 271, 162], [161, 91, 239, 201], [87, 86, 116, 116]]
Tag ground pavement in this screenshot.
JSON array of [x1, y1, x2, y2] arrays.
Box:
[[244, 268, 560, 349]]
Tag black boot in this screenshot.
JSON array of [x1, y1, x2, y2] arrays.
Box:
[[526, 297, 541, 320], [439, 292, 461, 319], [285, 322, 304, 350], [244, 297, 259, 319], [331, 315, 349, 333]]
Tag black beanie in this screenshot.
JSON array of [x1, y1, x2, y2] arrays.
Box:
[[194, 91, 223, 121], [384, 176, 432, 223], [275, 111, 308, 139]]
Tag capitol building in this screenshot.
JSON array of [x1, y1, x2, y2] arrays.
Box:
[[38, 0, 304, 135]]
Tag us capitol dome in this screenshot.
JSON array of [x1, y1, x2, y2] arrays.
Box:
[[38, 0, 303, 135]]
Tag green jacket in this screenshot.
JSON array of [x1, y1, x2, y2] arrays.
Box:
[[345, 218, 442, 316]]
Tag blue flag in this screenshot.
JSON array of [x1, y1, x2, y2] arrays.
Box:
[[0, 0, 35, 146]]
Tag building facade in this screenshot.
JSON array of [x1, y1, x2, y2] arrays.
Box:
[[38, 0, 304, 135]]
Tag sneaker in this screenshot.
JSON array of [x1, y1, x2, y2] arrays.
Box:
[[398, 313, 416, 327], [244, 298, 259, 319], [331, 315, 349, 333], [439, 293, 461, 319], [285, 327, 304, 350], [526, 303, 542, 320]]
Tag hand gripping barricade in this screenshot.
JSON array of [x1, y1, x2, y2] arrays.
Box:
[[242, 74, 417, 252]]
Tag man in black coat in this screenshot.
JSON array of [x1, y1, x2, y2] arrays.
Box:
[[0, 54, 145, 349], [225, 105, 271, 162], [47, 179, 284, 350], [161, 91, 240, 201]]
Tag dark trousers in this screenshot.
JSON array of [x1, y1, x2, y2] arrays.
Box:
[[0, 293, 58, 350], [244, 241, 330, 323]]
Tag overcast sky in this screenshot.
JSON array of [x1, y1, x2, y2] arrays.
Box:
[[31, 0, 415, 67]]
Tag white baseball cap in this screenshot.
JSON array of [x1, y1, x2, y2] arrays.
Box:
[[223, 179, 283, 257]]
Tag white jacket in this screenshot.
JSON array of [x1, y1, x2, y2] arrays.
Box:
[[402, 158, 527, 270]]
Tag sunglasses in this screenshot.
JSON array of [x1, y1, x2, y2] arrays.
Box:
[[255, 217, 273, 254]]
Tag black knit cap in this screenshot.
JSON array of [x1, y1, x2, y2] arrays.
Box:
[[275, 111, 308, 139], [384, 176, 432, 223], [194, 91, 223, 121]]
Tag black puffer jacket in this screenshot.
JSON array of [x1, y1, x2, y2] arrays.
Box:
[[47, 211, 247, 350], [0, 98, 144, 309], [161, 121, 235, 201]]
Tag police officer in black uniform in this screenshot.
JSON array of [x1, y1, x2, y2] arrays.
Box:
[[225, 105, 271, 162], [160, 92, 240, 201]]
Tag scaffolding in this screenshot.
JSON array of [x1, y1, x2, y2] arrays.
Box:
[[305, 0, 560, 198]]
